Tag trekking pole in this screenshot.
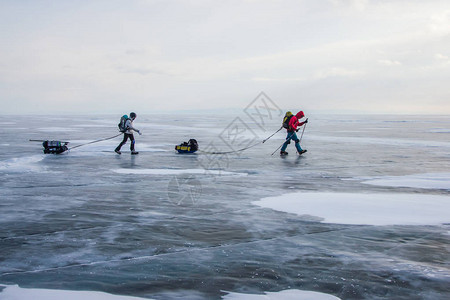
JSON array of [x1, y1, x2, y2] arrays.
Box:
[[262, 126, 283, 143], [299, 120, 308, 144], [271, 142, 285, 156], [294, 120, 308, 155], [271, 131, 295, 156]]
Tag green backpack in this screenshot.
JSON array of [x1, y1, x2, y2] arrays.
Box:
[[282, 111, 293, 129]]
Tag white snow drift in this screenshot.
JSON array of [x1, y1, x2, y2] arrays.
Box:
[[0, 285, 151, 300], [253, 192, 450, 226], [223, 289, 341, 300], [0, 285, 341, 300]]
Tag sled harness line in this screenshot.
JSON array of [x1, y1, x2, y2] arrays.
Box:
[[69, 133, 122, 150], [198, 126, 283, 155]]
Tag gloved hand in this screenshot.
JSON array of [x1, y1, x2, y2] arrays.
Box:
[[138, 130, 142, 136], [296, 129, 299, 132], [305, 118, 309, 124]]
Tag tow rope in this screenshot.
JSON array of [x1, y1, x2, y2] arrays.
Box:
[[69, 133, 122, 150], [198, 127, 283, 155]]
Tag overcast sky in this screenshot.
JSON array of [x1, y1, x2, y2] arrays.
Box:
[[1, 0, 449, 114]]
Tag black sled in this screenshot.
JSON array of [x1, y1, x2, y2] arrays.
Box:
[[42, 140, 69, 154], [175, 139, 198, 154]]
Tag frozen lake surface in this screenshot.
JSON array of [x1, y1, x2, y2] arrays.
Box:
[[0, 114, 449, 299]]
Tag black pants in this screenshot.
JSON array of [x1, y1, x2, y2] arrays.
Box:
[[116, 133, 135, 151]]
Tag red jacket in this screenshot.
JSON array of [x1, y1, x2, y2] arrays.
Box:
[[288, 111, 306, 131]]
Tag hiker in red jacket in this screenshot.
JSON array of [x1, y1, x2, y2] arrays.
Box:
[[280, 111, 308, 155]]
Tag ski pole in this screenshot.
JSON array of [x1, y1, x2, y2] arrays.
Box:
[[271, 142, 284, 156], [298, 119, 308, 144], [271, 131, 295, 156], [294, 120, 308, 155], [263, 126, 283, 143]]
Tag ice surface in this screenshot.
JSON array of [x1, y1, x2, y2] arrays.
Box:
[[360, 173, 450, 190], [306, 134, 450, 148], [222, 289, 341, 300], [1, 114, 449, 300], [429, 129, 450, 133], [0, 285, 152, 300], [37, 127, 80, 132], [112, 168, 248, 176], [69, 141, 167, 153], [253, 192, 450, 225]]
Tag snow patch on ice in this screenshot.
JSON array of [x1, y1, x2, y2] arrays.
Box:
[[253, 192, 450, 226], [0, 285, 152, 300], [360, 173, 450, 190], [222, 289, 341, 300], [112, 168, 248, 176], [0, 155, 45, 172]]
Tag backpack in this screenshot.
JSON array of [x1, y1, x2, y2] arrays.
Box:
[[118, 115, 129, 132], [188, 139, 198, 151], [282, 111, 293, 129]]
